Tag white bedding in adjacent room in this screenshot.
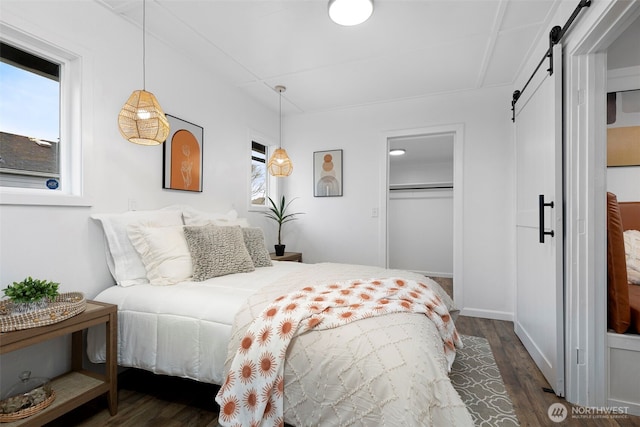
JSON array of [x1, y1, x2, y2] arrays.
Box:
[[87, 261, 306, 384]]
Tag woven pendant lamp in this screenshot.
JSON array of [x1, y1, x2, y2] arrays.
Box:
[[117, 0, 169, 145], [268, 147, 293, 176], [118, 90, 170, 145], [267, 85, 293, 177]]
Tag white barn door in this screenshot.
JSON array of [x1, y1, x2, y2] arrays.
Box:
[[514, 44, 565, 396]]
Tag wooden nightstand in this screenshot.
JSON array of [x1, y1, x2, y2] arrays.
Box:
[[0, 301, 117, 426], [270, 252, 303, 262]]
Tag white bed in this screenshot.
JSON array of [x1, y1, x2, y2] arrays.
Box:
[[87, 261, 306, 384], [88, 207, 473, 426]]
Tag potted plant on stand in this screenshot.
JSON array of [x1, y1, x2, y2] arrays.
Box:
[[2, 277, 59, 314], [264, 195, 303, 256]]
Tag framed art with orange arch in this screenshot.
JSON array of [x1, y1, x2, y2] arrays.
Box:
[[313, 149, 343, 197], [163, 114, 204, 192]]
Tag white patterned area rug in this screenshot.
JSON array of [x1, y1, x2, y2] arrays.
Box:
[[450, 335, 520, 426]]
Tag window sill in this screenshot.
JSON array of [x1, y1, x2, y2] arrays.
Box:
[[0, 189, 92, 207], [248, 205, 269, 213]]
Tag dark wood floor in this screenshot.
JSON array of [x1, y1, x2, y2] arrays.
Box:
[[45, 315, 640, 427], [455, 316, 640, 427], [45, 279, 639, 426], [46, 369, 221, 427]]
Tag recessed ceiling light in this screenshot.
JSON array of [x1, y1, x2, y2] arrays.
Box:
[[389, 149, 406, 156], [328, 0, 373, 26]]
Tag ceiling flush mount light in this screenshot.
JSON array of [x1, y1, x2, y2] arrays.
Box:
[[118, 0, 170, 146], [267, 85, 293, 177], [389, 149, 406, 156], [328, 0, 373, 26]]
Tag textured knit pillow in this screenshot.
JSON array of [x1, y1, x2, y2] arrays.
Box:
[[242, 228, 273, 268], [183, 225, 255, 280]]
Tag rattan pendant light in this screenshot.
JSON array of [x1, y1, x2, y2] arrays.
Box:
[[267, 85, 293, 177], [118, 0, 169, 146]]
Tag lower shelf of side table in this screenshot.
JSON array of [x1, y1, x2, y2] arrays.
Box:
[[2, 371, 109, 427]]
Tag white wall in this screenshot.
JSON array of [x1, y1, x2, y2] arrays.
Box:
[[388, 144, 454, 277], [607, 66, 640, 202], [388, 189, 454, 277], [0, 0, 517, 391], [608, 168, 640, 201], [389, 160, 454, 186], [0, 1, 277, 391], [282, 86, 516, 320]]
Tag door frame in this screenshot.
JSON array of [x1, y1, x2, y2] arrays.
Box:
[[563, 0, 640, 407], [379, 123, 465, 307]]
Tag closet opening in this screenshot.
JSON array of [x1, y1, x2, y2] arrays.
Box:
[[387, 132, 455, 298]]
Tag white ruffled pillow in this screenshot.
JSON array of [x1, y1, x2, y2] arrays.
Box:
[[624, 229, 640, 285], [91, 209, 184, 286], [128, 224, 193, 285]]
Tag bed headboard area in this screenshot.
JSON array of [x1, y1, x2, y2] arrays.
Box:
[[619, 201, 640, 232], [607, 192, 640, 334]]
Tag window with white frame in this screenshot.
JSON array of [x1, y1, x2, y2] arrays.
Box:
[[0, 41, 61, 190], [0, 25, 87, 206], [251, 140, 268, 207]]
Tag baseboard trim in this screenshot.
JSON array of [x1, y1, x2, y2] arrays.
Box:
[[406, 270, 453, 278], [459, 307, 513, 322], [426, 271, 453, 279], [607, 398, 640, 417]]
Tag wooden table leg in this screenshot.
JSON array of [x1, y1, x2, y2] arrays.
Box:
[[71, 330, 83, 371], [106, 310, 118, 415]]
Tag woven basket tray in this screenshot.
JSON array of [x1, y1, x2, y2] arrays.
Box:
[[0, 293, 86, 333], [0, 391, 55, 423]]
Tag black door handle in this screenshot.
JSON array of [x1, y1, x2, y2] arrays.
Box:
[[539, 194, 555, 243]]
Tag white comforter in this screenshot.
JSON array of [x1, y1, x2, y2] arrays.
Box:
[[87, 261, 306, 384], [87, 261, 472, 426]]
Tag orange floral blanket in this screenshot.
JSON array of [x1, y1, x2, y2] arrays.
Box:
[[215, 277, 462, 427]]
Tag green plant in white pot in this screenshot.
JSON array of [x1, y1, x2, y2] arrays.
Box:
[[2, 277, 59, 314], [264, 196, 304, 256]]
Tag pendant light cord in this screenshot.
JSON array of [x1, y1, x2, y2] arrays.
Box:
[[142, 0, 146, 90], [279, 89, 282, 149]]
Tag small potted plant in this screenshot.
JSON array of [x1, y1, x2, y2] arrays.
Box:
[[2, 277, 59, 314], [264, 195, 304, 256]]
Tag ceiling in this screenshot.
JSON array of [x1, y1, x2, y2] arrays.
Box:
[[97, 0, 563, 115], [607, 14, 640, 70], [389, 133, 453, 166]]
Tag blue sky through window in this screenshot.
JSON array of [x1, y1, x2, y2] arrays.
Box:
[[0, 61, 59, 142]]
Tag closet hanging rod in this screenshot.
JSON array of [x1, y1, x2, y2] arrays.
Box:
[[511, 0, 591, 122], [389, 185, 453, 191]]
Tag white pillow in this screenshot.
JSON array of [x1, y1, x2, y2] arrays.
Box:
[[128, 224, 192, 285], [91, 210, 184, 286], [183, 208, 250, 228], [624, 229, 640, 285]]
